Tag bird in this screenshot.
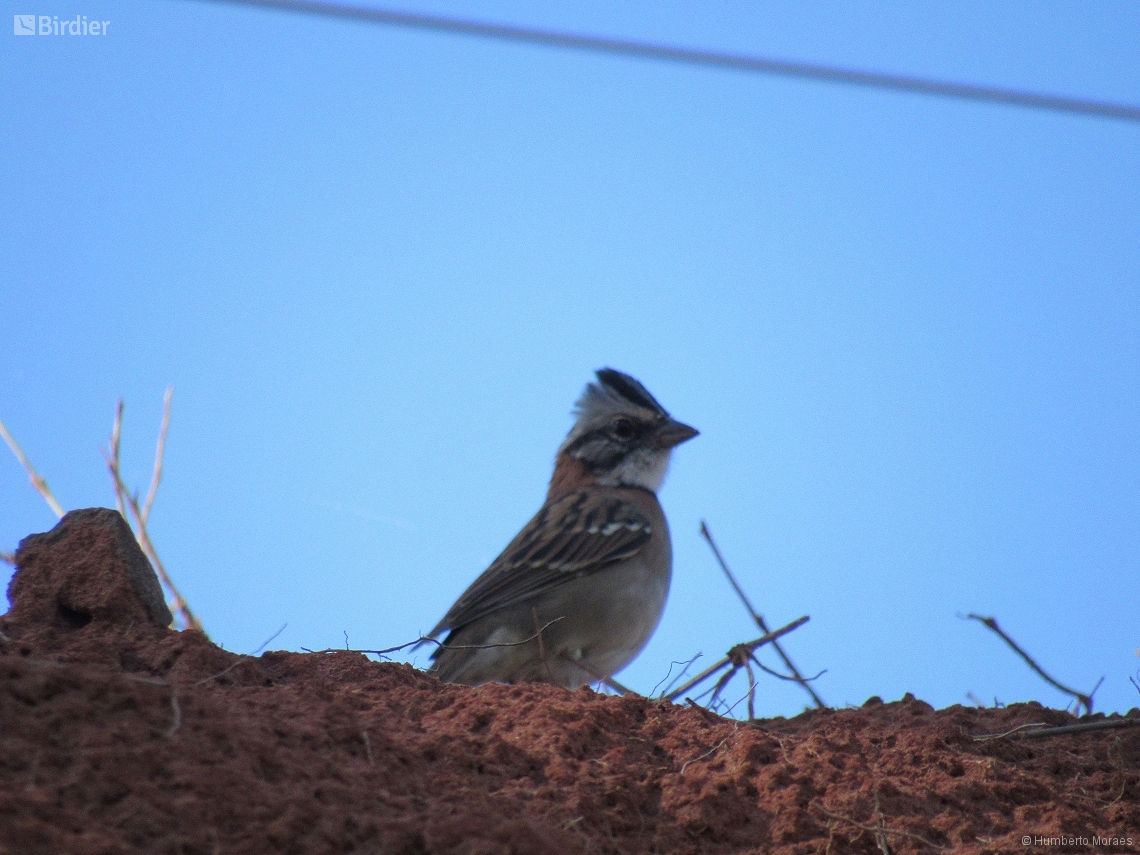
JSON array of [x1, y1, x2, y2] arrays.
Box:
[[426, 368, 698, 689]]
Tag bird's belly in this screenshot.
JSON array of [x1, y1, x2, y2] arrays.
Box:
[[532, 557, 671, 684], [432, 555, 672, 690]]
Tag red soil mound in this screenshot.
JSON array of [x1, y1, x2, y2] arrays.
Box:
[[1, 510, 1137, 854]]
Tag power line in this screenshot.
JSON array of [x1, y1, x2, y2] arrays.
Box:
[[199, 0, 1140, 124]]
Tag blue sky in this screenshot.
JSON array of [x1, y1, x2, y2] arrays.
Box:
[[3, 1, 1138, 716]]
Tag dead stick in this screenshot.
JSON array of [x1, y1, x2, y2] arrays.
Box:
[[564, 654, 634, 695], [810, 801, 946, 851], [0, 416, 65, 518], [103, 444, 200, 631], [707, 659, 742, 711], [965, 613, 1094, 714], [142, 387, 173, 525], [533, 607, 557, 683], [973, 718, 1139, 741], [700, 521, 825, 708], [750, 653, 826, 684], [745, 658, 757, 721], [101, 393, 199, 631], [664, 615, 809, 702], [110, 401, 127, 522], [309, 617, 570, 657]]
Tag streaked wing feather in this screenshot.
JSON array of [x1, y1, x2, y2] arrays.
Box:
[[430, 491, 651, 638]]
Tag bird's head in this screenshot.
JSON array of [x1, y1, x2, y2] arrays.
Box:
[[552, 368, 698, 494]]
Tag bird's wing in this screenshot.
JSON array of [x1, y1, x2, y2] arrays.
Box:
[[429, 490, 653, 638]]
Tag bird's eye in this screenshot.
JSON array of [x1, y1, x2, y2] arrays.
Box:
[[610, 418, 635, 440]]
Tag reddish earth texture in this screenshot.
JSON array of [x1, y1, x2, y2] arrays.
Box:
[[1, 509, 1138, 854]]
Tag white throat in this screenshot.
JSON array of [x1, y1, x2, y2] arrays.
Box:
[[596, 448, 672, 492]]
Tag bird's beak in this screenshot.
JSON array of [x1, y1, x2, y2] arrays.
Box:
[[654, 418, 699, 449]]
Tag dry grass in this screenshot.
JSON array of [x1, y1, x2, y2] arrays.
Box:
[[1, 389, 201, 632]]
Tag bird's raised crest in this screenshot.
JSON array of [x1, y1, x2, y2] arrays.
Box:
[[575, 368, 668, 421]]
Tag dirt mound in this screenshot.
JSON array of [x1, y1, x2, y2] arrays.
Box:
[[1, 510, 1137, 854]]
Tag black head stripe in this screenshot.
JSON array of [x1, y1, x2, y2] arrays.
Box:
[[595, 368, 667, 415], [563, 427, 628, 471]]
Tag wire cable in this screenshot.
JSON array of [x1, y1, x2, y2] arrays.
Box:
[[196, 0, 1140, 124]]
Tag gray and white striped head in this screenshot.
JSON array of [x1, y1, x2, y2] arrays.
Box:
[[558, 368, 698, 491]]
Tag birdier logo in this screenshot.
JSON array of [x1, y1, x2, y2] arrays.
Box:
[[13, 14, 111, 35]]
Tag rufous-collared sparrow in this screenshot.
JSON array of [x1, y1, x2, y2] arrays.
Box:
[[426, 368, 698, 689]]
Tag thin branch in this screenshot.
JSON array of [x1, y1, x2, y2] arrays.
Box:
[[965, 613, 1094, 714], [750, 654, 827, 684], [664, 615, 809, 702], [684, 697, 724, 725], [0, 551, 14, 567], [599, 674, 633, 695], [105, 396, 200, 630], [973, 718, 1140, 741], [103, 439, 200, 633], [706, 660, 741, 712], [651, 653, 703, 699], [565, 654, 634, 695], [700, 520, 762, 618], [0, 416, 65, 518], [678, 733, 734, 774], [533, 606, 556, 683], [872, 790, 892, 855], [193, 623, 289, 686], [700, 521, 825, 708], [744, 658, 756, 721], [164, 690, 182, 738], [110, 401, 127, 521], [303, 618, 567, 658], [810, 801, 947, 852], [970, 721, 1049, 741], [683, 680, 721, 709], [142, 386, 173, 525], [720, 676, 756, 719], [253, 623, 287, 654]]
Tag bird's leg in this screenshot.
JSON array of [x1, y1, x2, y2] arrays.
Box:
[[532, 607, 557, 684]]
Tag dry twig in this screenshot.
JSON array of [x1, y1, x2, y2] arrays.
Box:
[[0, 416, 65, 518], [872, 790, 892, 855], [303, 618, 566, 658], [193, 623, 288, 686], [651, 653, 703, 698], [684, 697, 724, 724], [663, 615, 809, 702], [533, 606, 556, 683], [678, 732, 734, 774], [109, 401, 127, 521], [563, 653, 634, 695], [810, 800, 946, 852], [104, 391, 201, 632], [701, 521, 825, 708], [973, 718, 1140, 741], [164, 690, 182, 738], [965, 613, 1098, 715], [142, 387, 172, 525]]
